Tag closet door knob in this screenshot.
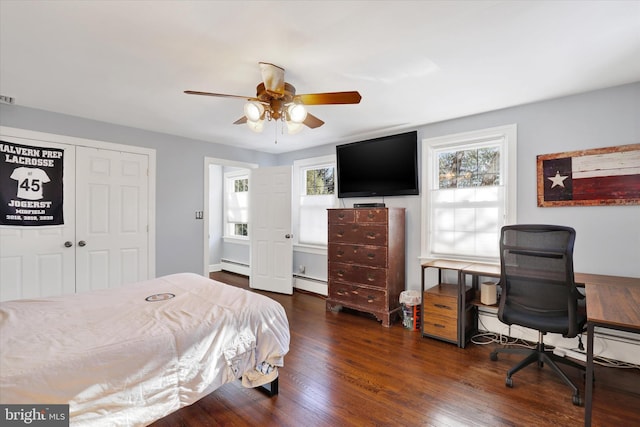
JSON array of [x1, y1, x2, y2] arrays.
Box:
[[78, 240, 87, 247], [64, 241, 73, 248]]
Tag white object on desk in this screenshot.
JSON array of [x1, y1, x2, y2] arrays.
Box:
[[481, 281, 498, 305]]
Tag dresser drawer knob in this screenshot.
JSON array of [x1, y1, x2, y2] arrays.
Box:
[[351, 290, 359, 295], [367, 274, 375, 281], [433, 323, 445, 328], [367, 232, 376, 239], [367, 296, 375, 302], [434, 303, 452, 310], [338, 213, 345, 219], [337, 270, 345, 277], [367, 253, 375, 259], [336, 249, 344, 256], [367, 212, 375, 219]]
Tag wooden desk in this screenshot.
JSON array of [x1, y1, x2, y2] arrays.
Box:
[[421, 260, 501, 347], [582, 274, 640, 426], [459, 263, 501, 347], [420, 260, 473, 347]]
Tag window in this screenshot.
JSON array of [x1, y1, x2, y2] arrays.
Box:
[[224, 171, 249, 239], [421, 124, 517, 262], [293, 155, 338, 249]]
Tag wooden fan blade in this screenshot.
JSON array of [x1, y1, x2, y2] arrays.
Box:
[[184, 90, 257, 101], [259, 62, 285, 96], [233, 116, 247, 125], [303, 113, 324, 129], [296, 91, 361, 105]]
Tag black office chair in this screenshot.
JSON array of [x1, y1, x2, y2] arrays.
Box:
[[490, 224, 586, 406]]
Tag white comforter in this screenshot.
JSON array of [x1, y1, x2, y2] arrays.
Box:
[[0, 273, 290, 426]]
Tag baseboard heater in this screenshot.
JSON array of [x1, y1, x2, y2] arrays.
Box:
[[220, 259, 250, 276], [293, 274, 328, 296]]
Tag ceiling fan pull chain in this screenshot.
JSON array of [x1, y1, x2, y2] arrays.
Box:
[[274, 120, 278, 144]]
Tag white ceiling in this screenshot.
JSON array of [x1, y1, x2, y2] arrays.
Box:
[[1, 1, 639, 154]]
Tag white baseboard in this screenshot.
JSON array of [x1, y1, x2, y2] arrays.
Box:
[[293, 275, 328, 296], [209, 263, 222, 272], [478, 312, 640, 365]]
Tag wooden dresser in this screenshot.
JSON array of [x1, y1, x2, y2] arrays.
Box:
[[326, 207, 405, 327]]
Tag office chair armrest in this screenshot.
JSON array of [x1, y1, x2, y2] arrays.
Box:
[[574, 283, 586, 299]]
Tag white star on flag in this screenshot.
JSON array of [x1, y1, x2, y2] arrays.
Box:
[[548, 171, 569, 188]]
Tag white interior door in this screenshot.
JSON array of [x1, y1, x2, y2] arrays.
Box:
[[75, 147, 149, 292], [0, 138, 76, 301], [249, 166, 293, 294]]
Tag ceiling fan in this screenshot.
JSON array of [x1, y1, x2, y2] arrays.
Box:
[[185, 62, 362, 134]]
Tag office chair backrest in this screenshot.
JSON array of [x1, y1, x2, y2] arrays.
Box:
[[499, 224, 581, 337]]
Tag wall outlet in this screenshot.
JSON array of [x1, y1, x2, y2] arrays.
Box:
[[195, 210, 203, 219]]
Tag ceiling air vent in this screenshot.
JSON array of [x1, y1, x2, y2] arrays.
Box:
[[0, 95, 15, 105]]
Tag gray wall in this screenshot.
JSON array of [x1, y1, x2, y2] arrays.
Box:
[[0, 105, 276, 277], [278, 82, 640, 289], [2, 82, 639, 285]]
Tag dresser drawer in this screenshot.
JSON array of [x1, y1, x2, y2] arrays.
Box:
[[328, 223, 388, 246], [328, 209, 355, 224], [355, 208, 387, 223], [328, 281, 387, 311], [329, 262, 388, 288], [422, 313, 458, 342], [328, 243, 388, 267]]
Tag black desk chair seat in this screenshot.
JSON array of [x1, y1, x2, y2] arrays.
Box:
[[490, 225, 586, 406]]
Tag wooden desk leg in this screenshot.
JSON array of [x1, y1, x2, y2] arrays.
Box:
[[585, 322, 595, 426]]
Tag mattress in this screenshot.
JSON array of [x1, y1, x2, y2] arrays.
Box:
[[0, 273, 290, 426]]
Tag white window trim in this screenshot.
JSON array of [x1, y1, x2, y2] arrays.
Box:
[[292, 154, 338, 254], [420, 124, 517, 263], [223, 169, 250, 241]]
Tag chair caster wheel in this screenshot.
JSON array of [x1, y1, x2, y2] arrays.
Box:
[[572, 394, 583, 406], [490, 352, 498, 361], [505, 377, 513, 388]]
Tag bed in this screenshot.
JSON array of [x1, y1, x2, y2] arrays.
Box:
[[0, 273, 290, 426]]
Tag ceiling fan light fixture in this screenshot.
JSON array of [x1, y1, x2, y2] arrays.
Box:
[[287, 103, 307, 123], [244, 101, 264, 122], [246, 119, 265, 133], [286, 121, 304, 135]]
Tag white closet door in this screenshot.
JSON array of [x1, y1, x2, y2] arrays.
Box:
[[75, 147, 149, 292], [0, 139, 76, 301]]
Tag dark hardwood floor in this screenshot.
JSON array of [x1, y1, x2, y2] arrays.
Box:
[[150, 272, 640, 427]]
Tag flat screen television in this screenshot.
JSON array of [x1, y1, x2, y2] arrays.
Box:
[[336, 131, 419, 198]]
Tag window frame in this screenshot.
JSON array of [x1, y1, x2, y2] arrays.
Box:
[[292, 154, 338, 254], [223, 169, 250, 242], [420, 124, 517, 263]]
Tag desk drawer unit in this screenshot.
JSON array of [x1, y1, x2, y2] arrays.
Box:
[[423, 283, 472, 344], [327, 208, 405, 327]]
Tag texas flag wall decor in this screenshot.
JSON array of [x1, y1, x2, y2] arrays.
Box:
[[537, 144, 640, 207]]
